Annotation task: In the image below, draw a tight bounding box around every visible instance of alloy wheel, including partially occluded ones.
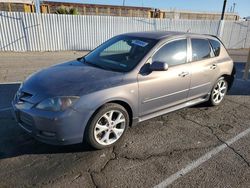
[212,79,227,104]
[94,110,126,146]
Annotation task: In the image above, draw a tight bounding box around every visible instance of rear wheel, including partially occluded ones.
[209,77,228,106]
[86,103,129,149]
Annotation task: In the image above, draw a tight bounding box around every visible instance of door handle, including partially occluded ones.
[210,64,217,70]
[178,72,189,77]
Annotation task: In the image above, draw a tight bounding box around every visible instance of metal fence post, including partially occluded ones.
[217,20,225,39]
[35,0,41,14]
[243,48,250,80]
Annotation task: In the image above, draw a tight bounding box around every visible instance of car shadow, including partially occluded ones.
[227,62,250,95]
[0,113,94,159]
[0,136,94,160]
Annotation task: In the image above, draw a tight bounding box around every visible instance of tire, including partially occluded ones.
[85,103,129,149]
[208,77,228,106]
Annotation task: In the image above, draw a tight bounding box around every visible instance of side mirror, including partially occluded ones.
[150,61,169,71]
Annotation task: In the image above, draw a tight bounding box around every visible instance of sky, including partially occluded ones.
[48,0,250,18]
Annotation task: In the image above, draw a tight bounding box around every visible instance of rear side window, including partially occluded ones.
[152,39,187,67]
[209,39,221,56]
[191,39,212,61]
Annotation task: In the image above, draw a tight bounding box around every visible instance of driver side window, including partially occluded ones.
[152,39,187,67]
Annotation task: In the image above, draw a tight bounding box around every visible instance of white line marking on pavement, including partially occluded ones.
[154,127,250,188]
[0,82,21,85]
[0,107,12,112]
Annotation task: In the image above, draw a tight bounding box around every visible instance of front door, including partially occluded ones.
[138,38,191,116]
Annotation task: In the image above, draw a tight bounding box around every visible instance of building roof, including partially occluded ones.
[43,1,152,10]
[0,0,33,4]
[162,9,239,16]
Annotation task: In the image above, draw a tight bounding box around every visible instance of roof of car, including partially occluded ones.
[123,31,187,39]
[123,31,210,40]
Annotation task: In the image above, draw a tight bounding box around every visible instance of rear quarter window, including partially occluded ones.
[209,39,221,57]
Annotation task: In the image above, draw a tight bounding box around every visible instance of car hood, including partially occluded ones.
[20,60,124,104]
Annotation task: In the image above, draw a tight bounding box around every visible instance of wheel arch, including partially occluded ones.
[218,63,235,90]
[220,73,235,90]
[87,99,134,128]
[108,100,133,126]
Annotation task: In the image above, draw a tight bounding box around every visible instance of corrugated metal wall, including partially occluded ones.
[0,11,249,51]
[221,21,250,49]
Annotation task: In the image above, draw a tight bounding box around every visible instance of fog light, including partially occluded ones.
[41,131,56,137]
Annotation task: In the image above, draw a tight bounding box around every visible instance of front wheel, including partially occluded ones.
[85,103,129,149]
[208,77,228,106]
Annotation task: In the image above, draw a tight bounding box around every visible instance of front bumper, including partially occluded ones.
[12,100,92,145]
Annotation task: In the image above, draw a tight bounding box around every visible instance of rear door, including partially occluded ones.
[187,38,220,100]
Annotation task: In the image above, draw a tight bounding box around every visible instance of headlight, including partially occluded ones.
[36,96,79,111]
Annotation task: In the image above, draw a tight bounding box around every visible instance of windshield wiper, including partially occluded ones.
[77,57,91,66]
[103,66,123,72]
[77,57,122,72]
[76,56,84,62]
[83,59,108,70]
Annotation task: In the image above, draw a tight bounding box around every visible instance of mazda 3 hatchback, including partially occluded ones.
[12,31,235,149]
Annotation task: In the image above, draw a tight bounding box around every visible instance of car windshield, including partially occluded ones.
[83,35,158,72]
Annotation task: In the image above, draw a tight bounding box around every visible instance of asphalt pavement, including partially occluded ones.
[0,49,248,83]
[0,63,250,188]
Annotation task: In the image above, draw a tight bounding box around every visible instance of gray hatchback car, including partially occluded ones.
[12,31,235,149]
